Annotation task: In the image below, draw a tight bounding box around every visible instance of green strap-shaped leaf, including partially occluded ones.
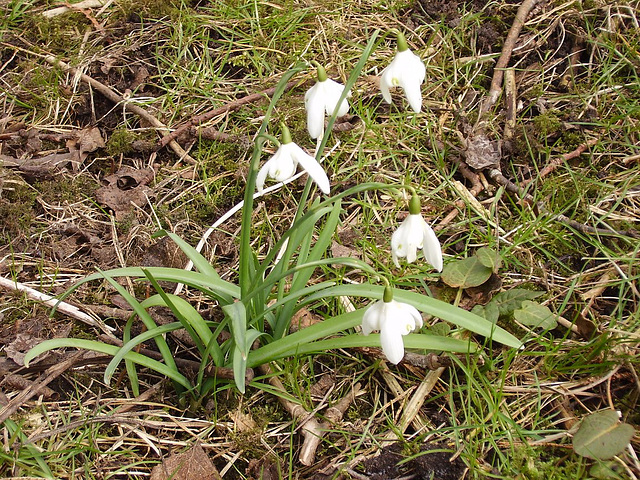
[24,339,192,389]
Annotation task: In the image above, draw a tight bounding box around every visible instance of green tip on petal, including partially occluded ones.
[396,30,409,52]
[408,193,421,215]
[280,123,292,144]
[383,285,394,303]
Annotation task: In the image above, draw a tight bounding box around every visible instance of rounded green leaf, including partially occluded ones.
[514,300,557,329]
[573,410,635,460]
[476,247,502,271]
[441,257,492,288]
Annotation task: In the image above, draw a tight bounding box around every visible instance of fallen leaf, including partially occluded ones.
[465,132,501,170]
[5,333,49,366]
[229,409,257,433]
[150,443,221,480]
[289,307,322,332]
[1,152,74,177]
[95,166,154,219]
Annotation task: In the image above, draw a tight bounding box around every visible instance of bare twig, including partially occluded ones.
[0,352,84,424]
[257,364,361,466]
[520,138,600,186]
[435,158,486,231]
[503,68,517,141]
[481,0,540,114]
[159,81,299,148]
[1,374,57,400]
[486,168,638,237]
[1,43,197,164]
[0,275,115,335]
[42,55,196,163]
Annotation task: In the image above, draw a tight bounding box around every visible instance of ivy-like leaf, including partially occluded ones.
[487,289,544,317]
[476,247,502,271]
[441,257,492,288]
[514,301,557,329]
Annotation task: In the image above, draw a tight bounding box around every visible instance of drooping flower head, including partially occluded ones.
[380,30,426,113]
[391,191,443,271]
[256,124,330,194]
[361,285,423,364]
[304,63,350,139]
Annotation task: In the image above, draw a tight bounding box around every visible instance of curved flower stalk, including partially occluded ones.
[256,124,330,194]
[380,30,426,113]
[361,285,423,364]
[391,191,443,271]
[304,63,350,139]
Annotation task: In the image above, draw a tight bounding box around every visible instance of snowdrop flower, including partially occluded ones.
[256,124,330,194]
[391,192,443,271]
[380,31,426,113]
[304,63,350,139]
[362,286,423,364]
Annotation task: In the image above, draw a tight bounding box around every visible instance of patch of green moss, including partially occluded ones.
[533,112,562,138]
[106,128,138,157]
[508,445,588,479]
[35,175,99,205]
[23,13,89,55]
[115,0,183,21]
[0,180,37,241]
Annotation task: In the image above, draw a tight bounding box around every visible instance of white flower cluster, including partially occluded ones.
[256,31,442,365]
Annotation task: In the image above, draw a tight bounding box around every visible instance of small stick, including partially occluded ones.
[0,352,84,424]
[435,158,486,231]
[193,126,253,148]
[520,138,600,186]
[257,364,360,466]
[40,55,196,164]
[486,168,637,238]
[1,374,57,400]
[0,275,115,335]
[503,68,517,141]
[1,43,197,165]
[159,81,299,148]
[481,0,540,114]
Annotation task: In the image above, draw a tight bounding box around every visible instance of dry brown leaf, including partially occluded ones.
[1,152,74,177]
[289,307,322,333]
[5,333,49,366]
[229,409,257,433]
[465,132,501,170]
[95,166,154,219]
[150,443,221,480]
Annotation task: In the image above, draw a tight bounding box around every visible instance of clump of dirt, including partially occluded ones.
[360,442,466,480]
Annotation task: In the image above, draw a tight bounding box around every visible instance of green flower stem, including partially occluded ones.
[239,66,304,299]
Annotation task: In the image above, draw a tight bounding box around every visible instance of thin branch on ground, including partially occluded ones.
[0,275,115,335]
[486,168,638,238]
[480,0,540,115]
[520,138,600,186]
[436,158,486,231]
[158,81,299,148]
[258,364,361,466]
[2,43,197,164]
[0,352,85,424]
